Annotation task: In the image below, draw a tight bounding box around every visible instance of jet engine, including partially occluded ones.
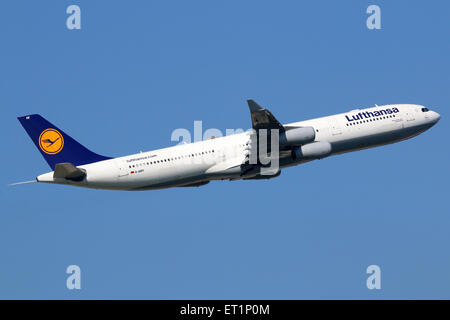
[291,141,332,160]
[280,127,315,146]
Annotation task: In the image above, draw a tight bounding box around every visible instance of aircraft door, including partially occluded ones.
[117,160,129,178]
[403,110,416,128]
[406,111,415,122]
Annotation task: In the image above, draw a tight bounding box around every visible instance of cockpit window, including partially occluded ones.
[421,107,429,112]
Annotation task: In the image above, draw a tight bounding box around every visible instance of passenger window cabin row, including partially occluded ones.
[346,114,396,126]
[129,150,215,169]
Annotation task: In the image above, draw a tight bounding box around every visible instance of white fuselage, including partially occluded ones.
[36,104,440,190]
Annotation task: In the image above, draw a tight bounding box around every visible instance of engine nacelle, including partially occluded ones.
[280,127,315,146]
[291,141,332,159]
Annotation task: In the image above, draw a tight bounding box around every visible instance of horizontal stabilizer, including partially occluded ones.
[53,163,86,182]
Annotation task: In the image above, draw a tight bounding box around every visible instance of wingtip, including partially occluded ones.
[247,99,263,112]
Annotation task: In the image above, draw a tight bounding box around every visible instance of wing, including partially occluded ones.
[247,99,285,131]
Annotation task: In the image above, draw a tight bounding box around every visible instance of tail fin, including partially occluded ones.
[18,114,111,170]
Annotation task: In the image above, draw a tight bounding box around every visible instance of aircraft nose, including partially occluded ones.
[431,111,441,123]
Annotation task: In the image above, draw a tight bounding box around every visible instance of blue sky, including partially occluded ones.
[1,0,449,299]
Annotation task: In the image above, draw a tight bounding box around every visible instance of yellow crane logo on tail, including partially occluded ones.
[39,128,64,154]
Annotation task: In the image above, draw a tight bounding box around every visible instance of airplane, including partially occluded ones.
[13,100,440,190]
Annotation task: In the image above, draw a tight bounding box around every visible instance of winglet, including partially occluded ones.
[246,99,284,130]
[247,99,263,112]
